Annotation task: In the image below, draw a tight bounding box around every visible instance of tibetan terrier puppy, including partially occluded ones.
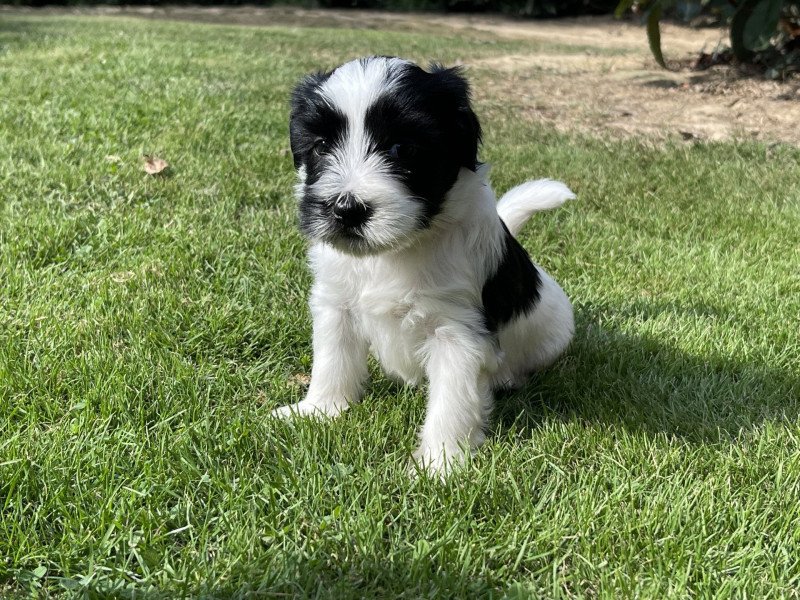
[273,56,575,477]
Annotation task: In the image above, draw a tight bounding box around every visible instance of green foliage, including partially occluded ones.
[731,0,784,59]
[646,0,667,67]
[618,0,800,79]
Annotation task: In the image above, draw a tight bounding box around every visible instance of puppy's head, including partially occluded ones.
[289,56,481,255]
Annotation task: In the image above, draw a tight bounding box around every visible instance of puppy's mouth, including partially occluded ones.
[324,228,385,256]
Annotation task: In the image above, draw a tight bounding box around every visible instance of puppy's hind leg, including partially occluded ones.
[499,268,574,383]
[271,299,369,419]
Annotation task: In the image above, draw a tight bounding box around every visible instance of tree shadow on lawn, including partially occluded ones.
[494,299,800,444]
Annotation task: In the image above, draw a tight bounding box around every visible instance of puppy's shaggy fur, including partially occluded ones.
[273,57,575,476]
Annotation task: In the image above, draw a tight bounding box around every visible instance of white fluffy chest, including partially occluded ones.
[309,224,497,385]
[353,277,435,385]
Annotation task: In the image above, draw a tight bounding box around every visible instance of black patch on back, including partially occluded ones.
[481,222,541,332]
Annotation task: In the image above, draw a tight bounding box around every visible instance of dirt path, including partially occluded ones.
[6,6,799,144]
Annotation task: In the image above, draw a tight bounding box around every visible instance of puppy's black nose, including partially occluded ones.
[332,193,370,228]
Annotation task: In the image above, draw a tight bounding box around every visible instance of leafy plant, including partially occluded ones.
[616,0,800,79]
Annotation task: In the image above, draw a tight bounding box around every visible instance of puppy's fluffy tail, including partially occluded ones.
[496,179,575,237]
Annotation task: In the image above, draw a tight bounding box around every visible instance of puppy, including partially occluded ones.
[273,56,575,476]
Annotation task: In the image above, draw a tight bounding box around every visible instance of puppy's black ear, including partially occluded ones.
[289,71,330,170]
[428,64,482,171]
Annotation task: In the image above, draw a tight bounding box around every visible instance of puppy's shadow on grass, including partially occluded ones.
[493,299,800,443]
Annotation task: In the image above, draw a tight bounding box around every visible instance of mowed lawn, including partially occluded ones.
[1,13,800,598]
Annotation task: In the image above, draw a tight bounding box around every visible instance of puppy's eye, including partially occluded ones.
[388,143,416,160]
[312,139,328,157]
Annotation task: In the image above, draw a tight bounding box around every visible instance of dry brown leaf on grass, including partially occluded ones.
[289,373,311,387]
[143,155,169,175]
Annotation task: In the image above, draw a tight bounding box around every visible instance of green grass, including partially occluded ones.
[1,13,800,599]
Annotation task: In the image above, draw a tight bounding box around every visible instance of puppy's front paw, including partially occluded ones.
[410,444,467,480]
[270,399,347,419]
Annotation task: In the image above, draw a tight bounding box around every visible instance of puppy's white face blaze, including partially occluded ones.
[289,57,481,255]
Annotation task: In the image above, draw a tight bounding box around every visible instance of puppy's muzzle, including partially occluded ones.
[331,193,372,229]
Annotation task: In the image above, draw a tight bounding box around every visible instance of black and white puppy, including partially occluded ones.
[273,56,575,476]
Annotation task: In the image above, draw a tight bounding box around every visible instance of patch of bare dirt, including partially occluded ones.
[6,6,798,144]
[470,52,800,143]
